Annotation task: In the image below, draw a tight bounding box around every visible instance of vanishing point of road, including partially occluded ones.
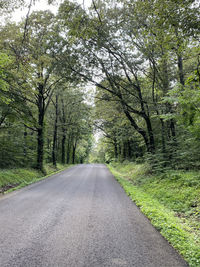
[0,164,188,267]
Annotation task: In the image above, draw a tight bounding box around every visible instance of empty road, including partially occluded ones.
[0,164,187,267]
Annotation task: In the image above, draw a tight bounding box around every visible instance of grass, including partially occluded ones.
[108,162,200,267]
[0,163,72,194]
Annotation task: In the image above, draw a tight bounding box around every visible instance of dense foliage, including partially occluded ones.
[0,0,200,171]
[78,0,200,170]
[0,2,93,172]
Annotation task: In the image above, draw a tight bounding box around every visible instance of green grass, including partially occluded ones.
[108,162,200,267]
[0,163,72,194]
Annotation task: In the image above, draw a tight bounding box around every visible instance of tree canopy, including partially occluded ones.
[0,0,199,170]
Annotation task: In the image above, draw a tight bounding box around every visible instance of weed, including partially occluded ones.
[0,164,72,194]
[109,163,200,267]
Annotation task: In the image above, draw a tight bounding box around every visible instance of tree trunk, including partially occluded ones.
[61,97,66,164]
[144,115,155,153]
[137,83,155,153]
[177,54,185,86]
[160,118,166,154]
[127,140,132,159]
[72,139,77,164]
[113,138,118,159]
[118,143,121,161]
[151,59,166,154]
[66,136,71,164]
[61,132,66,164]
[123,107,151,153]
[37,84,45,173]
[37,126,44,172]
[170,119,176,139]
[23,125,27,164]
[52,94,58,167]
[175,27,185,86]
[123,141,126,160]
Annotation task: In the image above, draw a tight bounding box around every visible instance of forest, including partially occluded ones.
[1,0,200,172]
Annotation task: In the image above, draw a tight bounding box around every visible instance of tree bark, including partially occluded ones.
[143,115,155,153]
[72,139,77,164]
[123,141,127,160]
[66,136,71,164]
[61,98,66,164]
[160,118,166,154]
[23,125,27,164]
[37,83,45,172]
[61,132,66,164]
[37,126,44,172]
[170,119,176,139]
[113,137,118,159]
[118,143,121,161]
[52,94,58,167]
[127,140,132,159]
[123,107,152,153]
[177,54,185,86]
[175,27,185,86]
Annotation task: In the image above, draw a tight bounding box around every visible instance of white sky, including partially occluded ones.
[12,0,92,22]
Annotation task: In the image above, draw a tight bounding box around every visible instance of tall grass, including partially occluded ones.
[0,163,72,193]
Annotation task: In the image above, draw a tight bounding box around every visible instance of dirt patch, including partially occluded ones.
[0,183,20,194]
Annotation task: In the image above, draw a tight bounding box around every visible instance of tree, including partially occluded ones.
[58,0,200,168]
[94,88,144,162]
[58,0,157,153]
[0,10,72,170]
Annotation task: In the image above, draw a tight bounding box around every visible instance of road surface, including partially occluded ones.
[0,164,188,267]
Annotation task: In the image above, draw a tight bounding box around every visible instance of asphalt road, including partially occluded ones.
[0,164,188,267]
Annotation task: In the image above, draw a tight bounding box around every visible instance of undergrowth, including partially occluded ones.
[0,163,72,194]
[109,162,200,267]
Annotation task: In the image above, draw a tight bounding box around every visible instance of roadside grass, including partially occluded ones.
[108,162,200,267]
[0,163,72,194]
